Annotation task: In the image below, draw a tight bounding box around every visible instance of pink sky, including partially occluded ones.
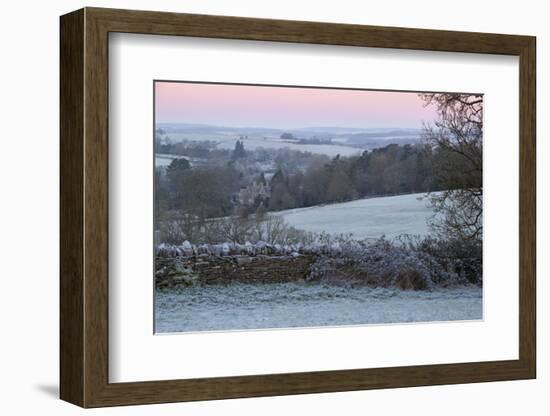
[155,81,438,129]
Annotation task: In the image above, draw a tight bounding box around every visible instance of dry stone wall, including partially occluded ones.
[156,254,317,287]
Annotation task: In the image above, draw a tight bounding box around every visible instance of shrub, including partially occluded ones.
[158,214,319,246]
[306,235,481,288]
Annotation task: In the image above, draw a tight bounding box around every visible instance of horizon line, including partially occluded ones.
[154,121,424,131]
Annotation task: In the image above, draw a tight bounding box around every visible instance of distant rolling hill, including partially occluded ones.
[156,123,422,149]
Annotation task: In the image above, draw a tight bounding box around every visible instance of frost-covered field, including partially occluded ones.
[276,192,437,239]
[155,283,482,333]
[165,132,361,157]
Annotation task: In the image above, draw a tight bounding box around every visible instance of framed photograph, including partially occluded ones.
[60,7,536,408]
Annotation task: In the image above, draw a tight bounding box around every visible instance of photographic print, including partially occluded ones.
[153,81,483,333]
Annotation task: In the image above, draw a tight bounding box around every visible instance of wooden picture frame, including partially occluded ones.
[60,7,536,408]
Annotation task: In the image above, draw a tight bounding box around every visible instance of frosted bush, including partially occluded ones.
[398,235,482,285]
[306,235,481,289]
[159,214,319,246]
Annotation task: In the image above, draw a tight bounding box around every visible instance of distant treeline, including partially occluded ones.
[155,138,227,160]
[267,143,440,211]
[156,142,448,221]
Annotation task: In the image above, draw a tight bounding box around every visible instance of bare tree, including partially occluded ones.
[159,212,202,244]
[217,216,255,244]
[420,93,483,242]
